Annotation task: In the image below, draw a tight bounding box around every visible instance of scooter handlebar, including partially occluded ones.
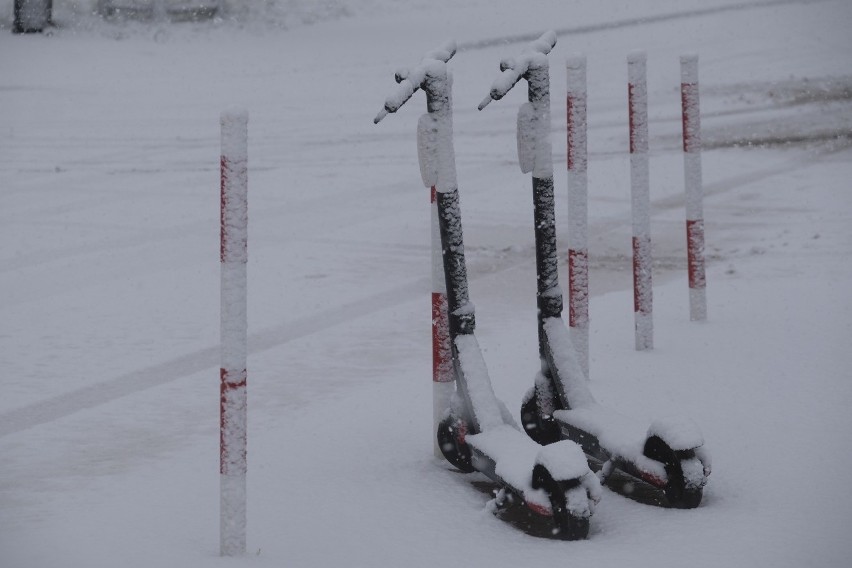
[374,40,457,123]
[478,30,557,110]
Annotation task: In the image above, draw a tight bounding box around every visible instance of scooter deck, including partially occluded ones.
[552,404,668,485]
[467,424,599,515]
[540,316,709,492]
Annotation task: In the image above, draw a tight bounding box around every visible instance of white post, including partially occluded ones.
[220,109,248,557]
[628,52,653,351]
[681,54,707,321]
[566,55,590,378]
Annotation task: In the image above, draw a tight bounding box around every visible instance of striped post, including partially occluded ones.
[431,186,453,457]
[220,109,248,557]
[566,55,589,378]
[628,52,653,351]
[681,54,707,321]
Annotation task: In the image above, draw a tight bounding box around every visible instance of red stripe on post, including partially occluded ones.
[432,292,452,382]
[220,368,247,475]
[632,236,652,315]
[568,249,588,328]
[681,83,699,153]
[686,219,706,290]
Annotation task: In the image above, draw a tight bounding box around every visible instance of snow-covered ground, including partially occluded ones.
[1,0,851,566]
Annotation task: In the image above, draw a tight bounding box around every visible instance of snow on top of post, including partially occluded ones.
[374,41,457,123]
[627,50,647,66]
[221,106,249,122]
[477,30,557,110]
[565,54,586,71]
[565,54,587,93]
[681,53,699,84]
[220,108,248,161]
[627,52,647,92]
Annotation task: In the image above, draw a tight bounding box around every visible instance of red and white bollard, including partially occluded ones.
[628,52,653,351]
[681,54,707,322]
[220,109,248,557]
[566,55,590,378]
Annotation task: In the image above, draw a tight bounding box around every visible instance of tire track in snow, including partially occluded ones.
[4,141,849,435]
[456,0,828,51]
[0,276,430,438]
[2,142,847,437]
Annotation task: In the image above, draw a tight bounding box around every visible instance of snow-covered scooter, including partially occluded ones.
[478,32,710,509]
[375,42,600,539]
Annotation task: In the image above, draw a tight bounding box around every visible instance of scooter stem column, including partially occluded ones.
[526,62,563,367]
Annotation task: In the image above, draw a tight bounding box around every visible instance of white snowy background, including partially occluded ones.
[1,0,851,566]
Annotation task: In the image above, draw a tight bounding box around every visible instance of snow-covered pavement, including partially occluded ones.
[1,0,851,566]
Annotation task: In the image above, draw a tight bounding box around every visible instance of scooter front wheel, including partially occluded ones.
[662,464,703,509]
[531,464,590,540]
[643,435,704,509]
[437,416,475,473]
